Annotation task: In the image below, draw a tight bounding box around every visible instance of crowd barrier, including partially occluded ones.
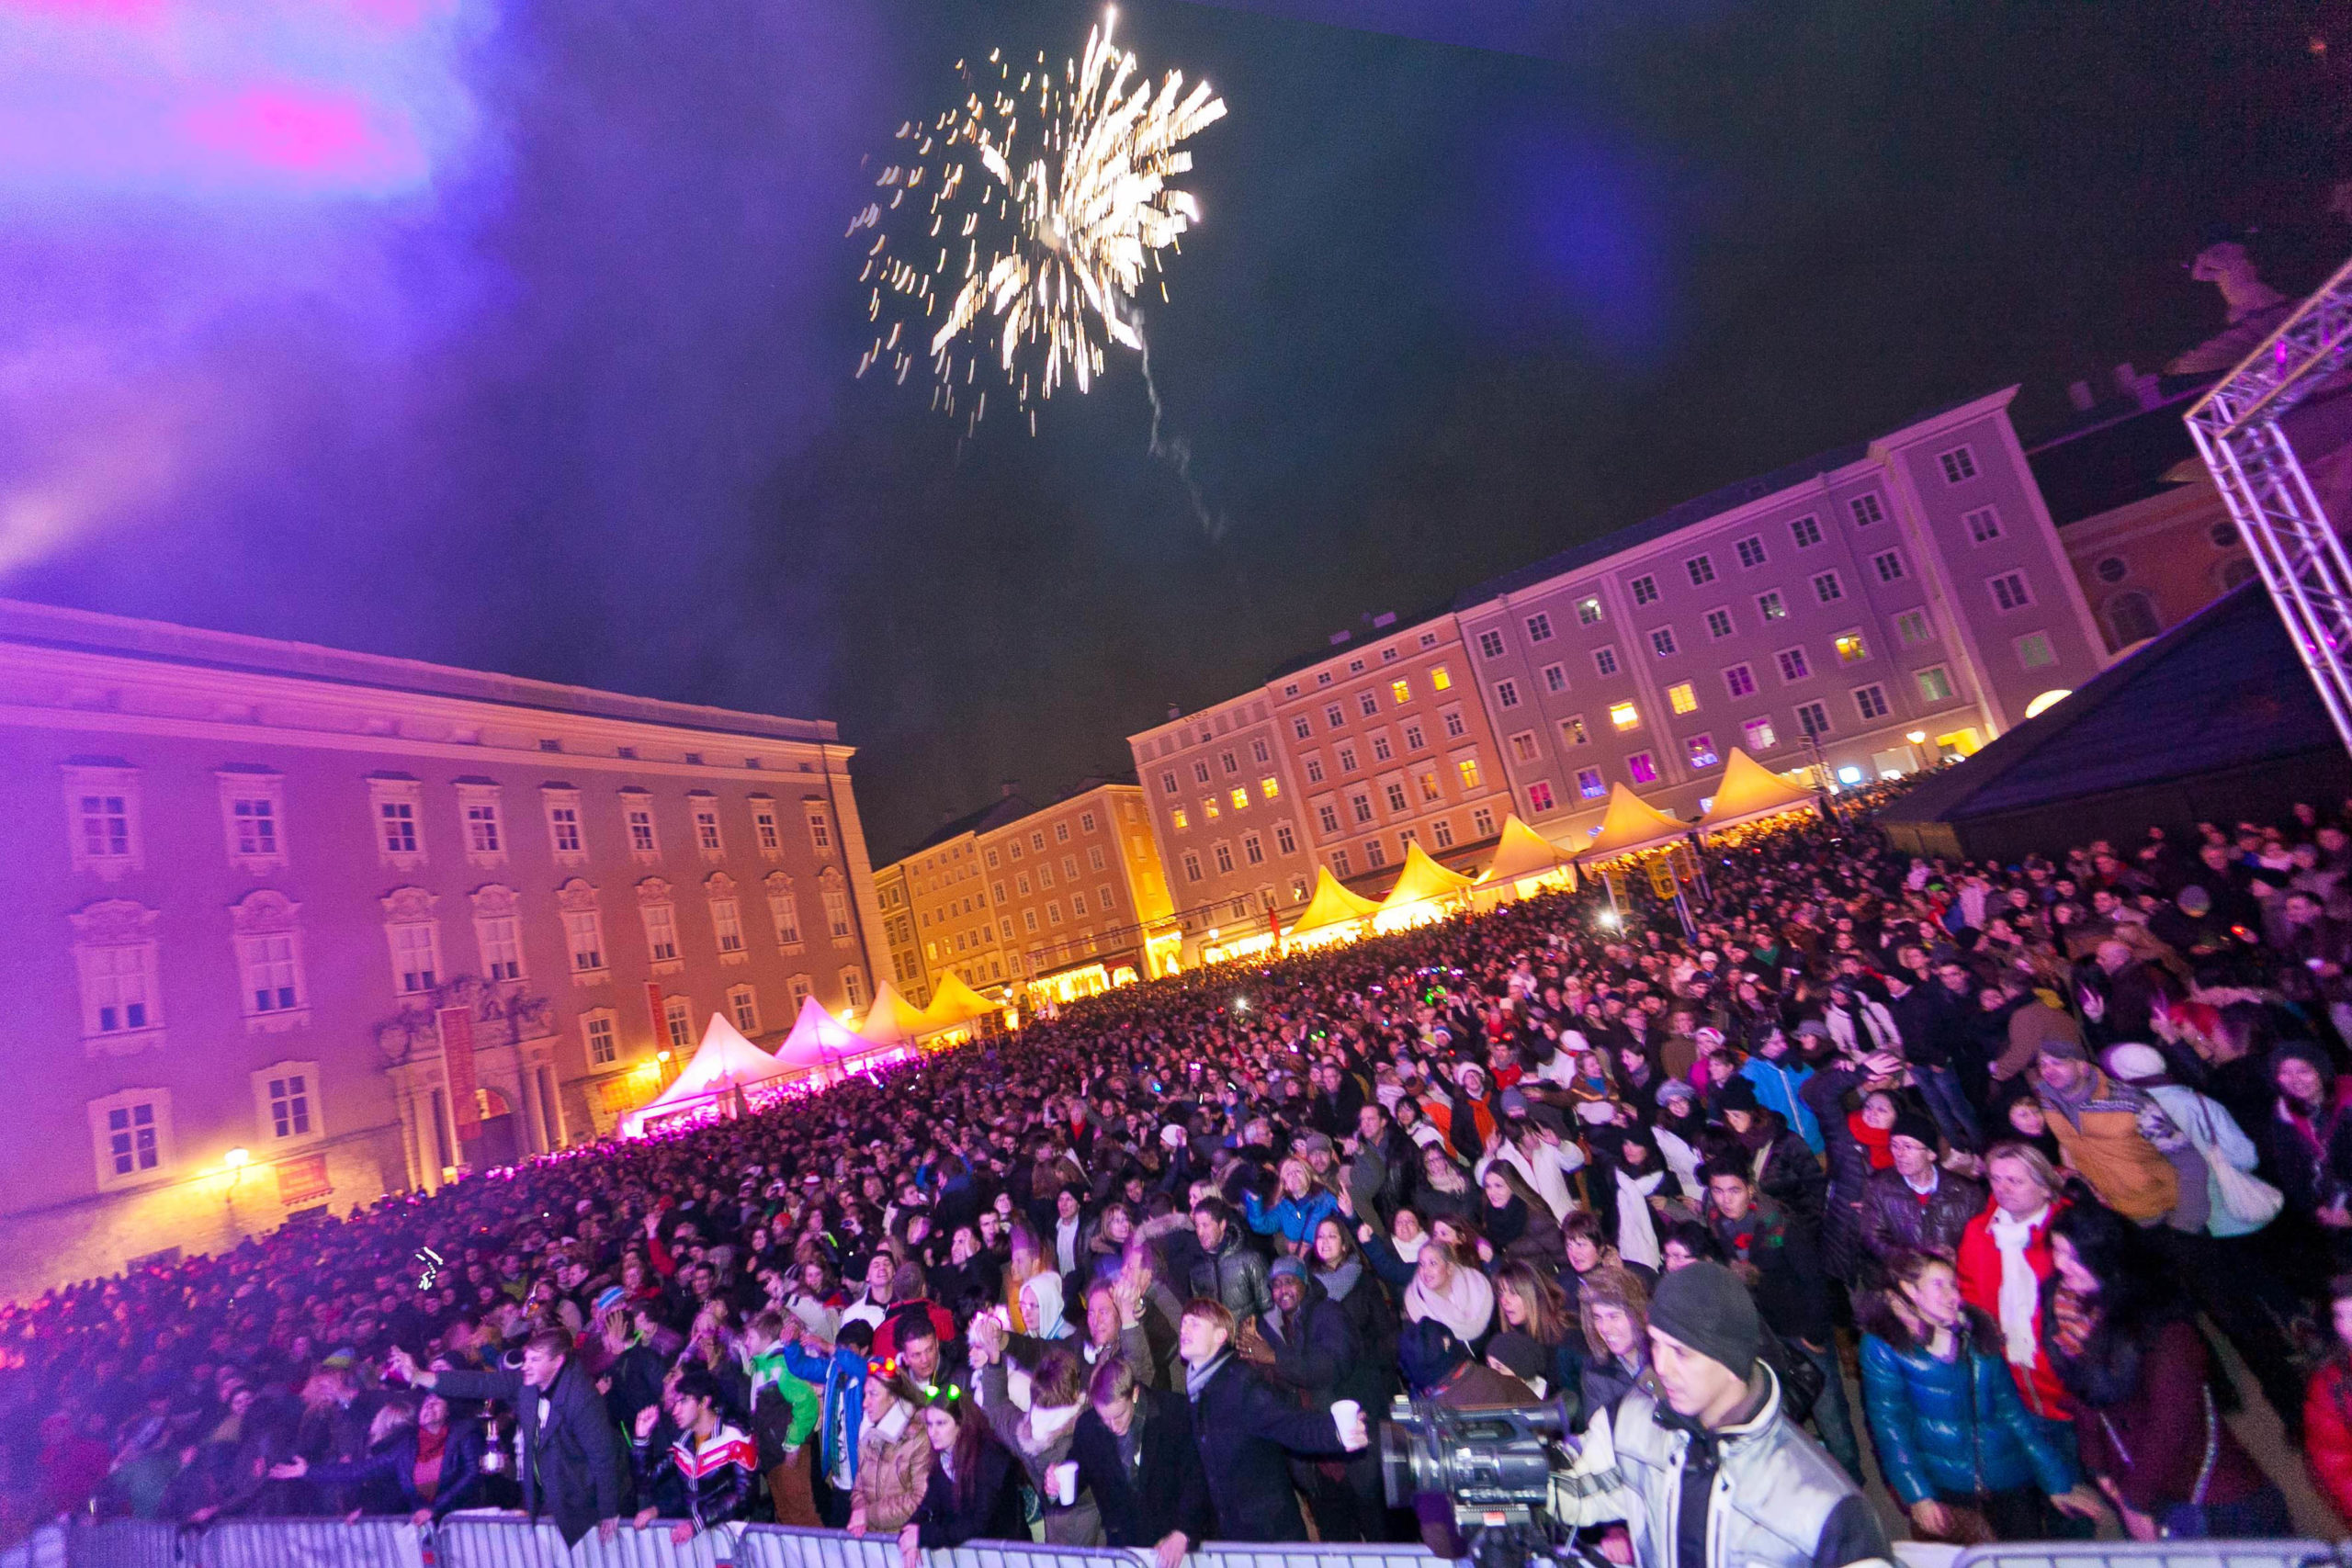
[0,1519,1466,1568]
[1949,1542,2346,1568]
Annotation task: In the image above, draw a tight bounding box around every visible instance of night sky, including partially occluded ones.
[2,0,2346,859]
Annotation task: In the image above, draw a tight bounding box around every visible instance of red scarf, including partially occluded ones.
[1849,1113,1895,1170]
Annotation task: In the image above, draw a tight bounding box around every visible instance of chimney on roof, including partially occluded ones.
[1329,629,1351,647]
[1371,611,1396,628]
[1167,704,1182,721]
[2114,362,2161,412]
[2067,380,2096,413]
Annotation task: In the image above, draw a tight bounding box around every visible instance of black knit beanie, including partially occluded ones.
[1646,1260,1760,1379]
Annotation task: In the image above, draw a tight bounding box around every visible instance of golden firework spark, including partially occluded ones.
[851,9,1227,434]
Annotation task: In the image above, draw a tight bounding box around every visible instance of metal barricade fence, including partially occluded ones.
[48,1520,173,1568]
[1180,1548,1452,1568]
[0,1525,67,1568]
[1951,1541,2346,1568]
[198,1517,425,1568]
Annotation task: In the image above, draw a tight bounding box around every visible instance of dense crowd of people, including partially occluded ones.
[10,782,2352,1566]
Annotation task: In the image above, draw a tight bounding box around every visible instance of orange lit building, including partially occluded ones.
[887,792,1027,998]
[975,780,1172,1001]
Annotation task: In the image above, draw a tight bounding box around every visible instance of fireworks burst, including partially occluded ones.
[850,9,1227,434]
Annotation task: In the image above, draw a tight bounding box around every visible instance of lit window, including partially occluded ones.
[1528,781,1556,813]
[1917,666,1953,702]
[1171,807,1189,830]
[1577,596,1604,625]
[1230,787,1250,811]
[1430,665,1453,692]
[1609,701,1640,730]
[1260,776,1280,799]
[1790,514,1823,548]
[1668,682,1698,715]
[1560,716,1589,747]
[1744,716,1778,751]
[1418,771,1443,803]
[1834,633,1869,664]
[1577,768,1606,799]
[1686,734,1719,768]
[1391,678,1411,704]
[1627,752,1658,784]
[1456,756,1482,790]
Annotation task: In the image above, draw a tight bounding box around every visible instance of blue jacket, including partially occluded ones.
[1241,1186,1339,1248]
[1858,1303,2076,1506]
[1738,1057,1822,1154]
[779,1340,867,1483]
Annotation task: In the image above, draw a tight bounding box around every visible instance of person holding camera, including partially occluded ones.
[1549,1262,1889,1568]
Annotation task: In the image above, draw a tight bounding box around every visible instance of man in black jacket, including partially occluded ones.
[1176,1299,1369,1541]
[1069,1356,1214,1568]
[390,1332,629,1545]
[1241,1258,1383,1540]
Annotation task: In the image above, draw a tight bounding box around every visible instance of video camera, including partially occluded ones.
[1380,1396,1601,1568]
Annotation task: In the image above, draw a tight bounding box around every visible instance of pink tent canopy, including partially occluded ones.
[619,1013,791,1136]
[771,995,902,1076]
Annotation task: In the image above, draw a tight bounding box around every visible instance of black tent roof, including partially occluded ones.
[1879,583,2346,858]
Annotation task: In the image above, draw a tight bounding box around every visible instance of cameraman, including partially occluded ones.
[1549,1263,1888,1568]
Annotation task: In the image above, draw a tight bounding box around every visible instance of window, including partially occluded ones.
[1527,780,1556,813]
[1385,781,1410,813]
[583,1012,618,1066]
[462,795,504,859]
[1649,626,1678,658]
[539,791,586,861]
[1403,721,1426,750]
[1289,716,1312,742]
[1242,831,1264,865]
[1704,607,1735,640]
[1601,699,1641,734]
[1834,632,1869,664]
[1724,664,1757,698]
[2108,592,2162,645]
[1214,842,1235,874]
[1523,613,1554,644]
[710,893,745,958]
[1812,570,1843,604]
[1442,708,1468,739]
[693,802,724,856]
[1577,596,1604,625]
[787,973,814,1013]
[1894,608,1934,647]
[1430,818,1455,848]
[1046,899,1064,925]
[1965,506,2003,544]
[218,771,286,871]
[1316,800,1340,835]
[1577,768,1606,799]
[820,877,853,941]
[1477,628,1507,660]
[1736,536,1768,570]
[1494,679,1521,709]
[722,984,760,1036]
[1629,574,1659,606]
[1744,716,1778,751]
[384,897,443,995]
[1657,681,1694,716]
[662,996,694,1050]
[230,892,307,1021]
[806,807,833,853]
[1593,646,1620,677]
[1686,554,1716,587]
[1274,821,1298,855]
[1871,550,1905,584]
[1357,691,1379,719]
[1757,591,1787,622]
[1324,704,1345,730]
[1796,701,1831,738]
[1228,787,1250,814]
[1171,806,1191,829]
[1301,756,1324,785]
[1082,807,1101,830]
[1192,761,1211,787]
[1389,677,1411,705]
[1853,683,1890,721]
[1331,849,1352,877]
[1418,770,1443,803]
[256,1065,317,1144]
[1539,662,1568,694]
[65,763,142,877]
[72,900,162,1043]
[1790,514,1823,548]
[1988,571,2033,612]
[640,897,682,966]
[1776,648,1811,682]
[370,777,423,863]
[2016,631,2056,669]
[1627,751,1658,784]
[1455,756,1482,790]
[1685,733,1719,768]
[1916,666,1954,702]
[1335,746,1358,774]
[564,903,606,976]
[91,1089,169,1186]
[2095,556,2128,584]
[1938,444,1978,484]
[1509,731,1541,764]
[1369,734,1393,763]
[1849,492,1885,526]
[1470,807,1496,837]
[1350,791,1375,825]
[1430,665,1453,692]
[624,796,658,856]
[1159,770,1180,795]
[1559,715,1589,747]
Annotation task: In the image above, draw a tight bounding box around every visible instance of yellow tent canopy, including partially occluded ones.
[1577,783,1690,863]
[1474,815,1579,889]
[1695,748,1821,833]
[1283,866,1384,944]
[1374,840,1476,931]
[922,971,1000,1030]
[855,980,939,1045]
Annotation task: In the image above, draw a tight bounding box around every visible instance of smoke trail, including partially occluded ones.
[1135,317,1227,543]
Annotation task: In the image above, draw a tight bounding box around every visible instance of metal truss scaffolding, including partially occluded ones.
[2187,252,2352,758]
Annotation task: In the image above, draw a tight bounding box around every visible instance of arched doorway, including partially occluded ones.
[2104,591,2162,648]
[472,1087,519,1168]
